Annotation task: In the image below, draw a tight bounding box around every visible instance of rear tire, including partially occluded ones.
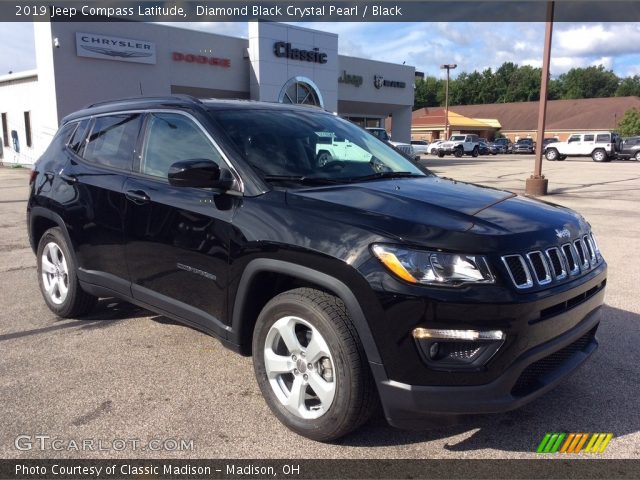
[252,288,376,442]
[635,151,640,161]
[438,150,445,158]
[545,148,558,161]
[471,147,479,157]
[592,149,607,162]
[37,227,97,318]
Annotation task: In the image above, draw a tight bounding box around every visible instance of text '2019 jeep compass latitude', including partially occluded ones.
[28,97,606,441]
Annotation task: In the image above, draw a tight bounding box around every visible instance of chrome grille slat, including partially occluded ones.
[526,251,551,285]
[501,255,533,289]
[545,247,567,280]
[574,239,590,269]
[583,235,597,266]
[502,233,601,289]
[561,243,580,276]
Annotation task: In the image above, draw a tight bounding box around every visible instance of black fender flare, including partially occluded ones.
[231,258,383,364]
[28,206,74,256]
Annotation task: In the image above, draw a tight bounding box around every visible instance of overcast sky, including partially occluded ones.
[2,21,640,78]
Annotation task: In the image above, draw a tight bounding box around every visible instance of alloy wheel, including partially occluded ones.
[263,316,336,420]
[41,242,69,305]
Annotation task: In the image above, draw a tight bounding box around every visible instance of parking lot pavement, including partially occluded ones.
[1,160,639,459]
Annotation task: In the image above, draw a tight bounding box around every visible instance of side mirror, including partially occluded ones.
[168,159,234,190]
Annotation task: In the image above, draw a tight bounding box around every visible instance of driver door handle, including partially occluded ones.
[125,190,150,205]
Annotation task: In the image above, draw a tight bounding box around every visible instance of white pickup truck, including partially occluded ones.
[544,132,617,162]
[437,134,481,157]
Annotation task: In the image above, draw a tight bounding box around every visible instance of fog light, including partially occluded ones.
[412,328,504,341]
[429,342,440,360]
[412,328,505,369]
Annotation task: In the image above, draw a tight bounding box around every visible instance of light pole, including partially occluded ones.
[526,1,554,196]
[440,64,457,140]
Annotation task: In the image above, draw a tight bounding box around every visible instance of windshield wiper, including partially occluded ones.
[262,175,344,185]
[347,171,419,182]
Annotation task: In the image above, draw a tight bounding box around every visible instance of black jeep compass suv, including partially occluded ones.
[28,96,606,441]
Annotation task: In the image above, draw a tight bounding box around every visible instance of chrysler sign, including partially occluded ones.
[76,32,156,64]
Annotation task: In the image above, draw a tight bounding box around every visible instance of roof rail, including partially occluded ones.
[85,95,203,109]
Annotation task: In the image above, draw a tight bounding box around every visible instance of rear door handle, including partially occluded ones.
[59,172,77,184]
[125,190,150,205]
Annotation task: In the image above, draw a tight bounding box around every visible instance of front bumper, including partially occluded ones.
[374,306,599,429]
[366,265,606,429]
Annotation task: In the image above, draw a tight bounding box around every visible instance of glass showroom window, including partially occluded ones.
[279,77,324,108]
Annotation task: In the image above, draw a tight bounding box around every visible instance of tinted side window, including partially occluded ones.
[68,118,90,153]
[141,113,223,179]
[596,134,610,143]
[83,114,142,170]
[43,122,77,156]
[568,135,581,143]
[583,134,595,142]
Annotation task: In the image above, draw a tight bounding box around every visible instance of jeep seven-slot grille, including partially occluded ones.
[511,327,597,397]
[502,233,601,289]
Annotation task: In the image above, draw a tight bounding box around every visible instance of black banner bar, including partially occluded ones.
[1,459,640,480]
[2,1,640,22]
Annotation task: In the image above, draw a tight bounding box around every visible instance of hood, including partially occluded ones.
[286,176,587,250]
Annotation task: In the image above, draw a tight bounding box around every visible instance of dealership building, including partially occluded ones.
[0,21,415,165]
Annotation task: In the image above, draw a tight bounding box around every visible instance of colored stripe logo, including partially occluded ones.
[537,433,613,454]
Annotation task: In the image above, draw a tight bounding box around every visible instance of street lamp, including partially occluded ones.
[440,64,457,140]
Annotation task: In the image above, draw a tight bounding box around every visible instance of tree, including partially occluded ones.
[557,65,619,99]
[414,76,443,109]
[616,76,640,97]
[617,108,640,137]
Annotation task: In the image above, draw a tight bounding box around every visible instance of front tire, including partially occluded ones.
[37,227,97,318]
[252,288,376,442]
[316,151,333,167]
[635,151,640,161]
[454,147,463,158]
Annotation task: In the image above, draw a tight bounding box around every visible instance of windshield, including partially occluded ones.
[208,108,425,184]
[450,135,466,141]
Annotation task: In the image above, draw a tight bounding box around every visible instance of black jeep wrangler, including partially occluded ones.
[28,97,606,441]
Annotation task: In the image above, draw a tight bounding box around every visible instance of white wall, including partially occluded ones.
[0,72,42,165]
[45,22,250,122]
[248,22,338,112]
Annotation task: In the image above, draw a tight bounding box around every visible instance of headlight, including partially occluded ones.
[371,244,494,286]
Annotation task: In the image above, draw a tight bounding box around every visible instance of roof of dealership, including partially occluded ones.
[412,96,640,134]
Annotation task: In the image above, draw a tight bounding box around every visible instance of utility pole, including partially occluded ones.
[440,64,457,140]
[526,1,554,196]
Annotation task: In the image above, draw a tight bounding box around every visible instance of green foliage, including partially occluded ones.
[617,108,640,137]
[555,65,619,99]
[616,76,640,97]
[412,62,638,110]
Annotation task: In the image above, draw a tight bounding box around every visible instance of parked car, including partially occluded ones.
[513,138,536,154]
[544,132,617,162]
[437,134,481,157]
[410,140,430,156]
[478,141,497,155]
[365,127,418,160]
[28,96,607,441]
[429,140,445,154]
[542,138,558,148]
[493,138,513,154]
[615,136,640,161]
